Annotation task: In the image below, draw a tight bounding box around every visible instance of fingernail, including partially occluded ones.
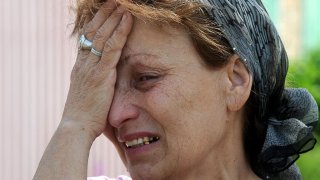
[121,12,128,21]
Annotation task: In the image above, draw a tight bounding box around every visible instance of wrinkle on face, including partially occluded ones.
[107,18,239,179]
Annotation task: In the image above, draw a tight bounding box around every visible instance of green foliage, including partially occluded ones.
[287,48,320,102]
[286,47,320,179]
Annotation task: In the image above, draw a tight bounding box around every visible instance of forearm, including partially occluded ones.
[33,2,133,179]
[33,121,96,180]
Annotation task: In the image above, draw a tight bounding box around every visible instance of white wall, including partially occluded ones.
[0,0,127,179]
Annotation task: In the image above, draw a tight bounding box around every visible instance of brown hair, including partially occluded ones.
[72,0,233,67]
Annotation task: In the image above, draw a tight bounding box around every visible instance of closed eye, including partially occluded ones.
[134,74,162,91]
[139,75,159,82]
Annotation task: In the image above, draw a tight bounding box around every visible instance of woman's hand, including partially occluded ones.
[33,2,133,179]
[62,1,133,139]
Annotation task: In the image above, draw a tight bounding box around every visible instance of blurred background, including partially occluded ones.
[263,1,320,179]
[0,0,319,179]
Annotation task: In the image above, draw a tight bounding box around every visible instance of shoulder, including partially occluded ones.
[88,175,131,180]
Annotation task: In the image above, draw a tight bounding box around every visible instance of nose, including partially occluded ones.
[108,88,140,129]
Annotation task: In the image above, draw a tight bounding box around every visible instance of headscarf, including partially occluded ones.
[198,0,319,179]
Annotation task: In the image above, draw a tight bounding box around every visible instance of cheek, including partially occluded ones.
[176,78,227,145]
[142,76,228,164]
[144,73,227,134]
[143,78,193,130]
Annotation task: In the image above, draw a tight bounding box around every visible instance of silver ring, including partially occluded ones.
[91,48,102,57]
[79,34,93,50]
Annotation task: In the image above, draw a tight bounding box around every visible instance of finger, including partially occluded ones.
[87,6,126,61]
[99,12,133,69]
[84,0,118,40]
[77,1,117,59]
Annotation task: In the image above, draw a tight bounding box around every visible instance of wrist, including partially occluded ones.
[57,119,98,144]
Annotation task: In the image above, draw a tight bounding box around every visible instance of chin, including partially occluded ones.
[127,164,166,180]
[128,167,154,180]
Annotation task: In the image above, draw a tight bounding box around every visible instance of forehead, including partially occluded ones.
[121,18,189,58]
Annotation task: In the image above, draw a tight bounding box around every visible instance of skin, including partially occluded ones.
[34,1,260,180]
[107,20,258,180]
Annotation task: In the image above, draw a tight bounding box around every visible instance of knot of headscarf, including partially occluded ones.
[198,0,319,179]
[258,88,318,179]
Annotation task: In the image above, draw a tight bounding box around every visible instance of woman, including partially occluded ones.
[34,0,318,179]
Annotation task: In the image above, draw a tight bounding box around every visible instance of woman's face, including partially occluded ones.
[107,19,231,179]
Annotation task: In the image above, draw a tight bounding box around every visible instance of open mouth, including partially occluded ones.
[124,136,160,149]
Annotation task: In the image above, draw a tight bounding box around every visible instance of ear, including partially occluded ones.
[225,54,252,112]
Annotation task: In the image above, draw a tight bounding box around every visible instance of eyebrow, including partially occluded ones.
[120,53,159,64]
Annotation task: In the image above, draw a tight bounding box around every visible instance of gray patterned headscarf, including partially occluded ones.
[197,0,319,179]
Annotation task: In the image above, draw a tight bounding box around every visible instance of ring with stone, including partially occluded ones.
[79,34,93,50]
